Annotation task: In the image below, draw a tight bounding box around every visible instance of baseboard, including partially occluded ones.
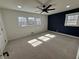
[49,31,79,39]
[8,30,79,42]
[8,30,48,42]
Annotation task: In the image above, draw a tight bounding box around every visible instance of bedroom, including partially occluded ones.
[0,0,79,59]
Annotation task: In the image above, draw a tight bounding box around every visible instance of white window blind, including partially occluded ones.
[65,12,79,27]
[36,18,41,25]
[28,17,35,25]
[18,17,27,27]
[18,17,41,27]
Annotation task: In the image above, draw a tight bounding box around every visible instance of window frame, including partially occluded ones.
[18,16,41,27]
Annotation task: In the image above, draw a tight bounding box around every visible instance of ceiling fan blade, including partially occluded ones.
[46,11,48,13]
[35,9,41,12]
[48,8,55,11]
[40,11,43,14]
[36,6,42,10]
[46,5,52,9]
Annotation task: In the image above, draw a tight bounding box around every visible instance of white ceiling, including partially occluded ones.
[0,0,79,15]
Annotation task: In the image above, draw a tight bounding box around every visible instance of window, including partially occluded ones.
[28,17,41,25]
[18,17,27,27]
[28,17,35,25]
[66,15,78,25]
[65,12,79,27]
[36,18,41,25]
[18,17,41,27]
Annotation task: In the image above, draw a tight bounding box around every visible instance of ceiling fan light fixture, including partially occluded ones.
[17,5,22,8]
[66,5,70,8]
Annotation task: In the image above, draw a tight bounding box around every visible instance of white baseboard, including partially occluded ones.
[49,31,79,39]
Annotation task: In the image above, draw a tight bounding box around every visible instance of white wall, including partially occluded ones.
[1,8,48,40]
[0,9,7,42]
[0,9,7,43]
[0,9,7,56]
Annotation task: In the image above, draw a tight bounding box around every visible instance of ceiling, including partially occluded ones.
[0,0,79,15]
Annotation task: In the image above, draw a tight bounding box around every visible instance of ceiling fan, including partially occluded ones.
[35,0,55,13]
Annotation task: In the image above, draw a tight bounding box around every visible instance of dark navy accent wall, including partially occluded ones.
[48,8,79,37]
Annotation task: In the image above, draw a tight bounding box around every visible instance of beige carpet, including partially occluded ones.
[5,31,79,59]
